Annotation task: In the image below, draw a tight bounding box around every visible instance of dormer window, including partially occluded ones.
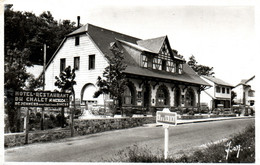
[179,64,183,74]
[167,61,175,73]
[176,63,183,74]
[142,55,148,68]
[153,57,162,70]
[161,60,167,71]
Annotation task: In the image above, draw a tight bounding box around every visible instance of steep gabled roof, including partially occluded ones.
[116,39,156,54]
[45,24,140,70]
[235,75,255,87]
[203,76,234,87]
[67,25,89,36]
[137,36,166,53]
[45,23,210,86]
[86,24,140,60]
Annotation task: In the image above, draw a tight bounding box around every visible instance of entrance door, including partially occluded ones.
[143,84,150,110]
[174,87,181,107]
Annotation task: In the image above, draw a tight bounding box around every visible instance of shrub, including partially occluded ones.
[74,108,83,118]
[244,108,249,116]
[44,119,55,129]
[36,112,41,118]
[49,114,56,121]
[187,110,195,116]
[250,108,254,116]
[213,109,220,115]
[56,113,63,127]
[44,113,49,118]
[112,145,165,162]
[124,107,133,117]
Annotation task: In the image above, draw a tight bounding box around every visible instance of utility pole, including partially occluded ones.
[43,43,46,90]
[41,44,47,130]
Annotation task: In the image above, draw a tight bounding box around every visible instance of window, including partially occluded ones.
[179,64,183,73]
[161,60,167,71]
[142,55,148,68]
[157,87,169,106]
[222,87,225,94]
[147,57,153,68]
[60,58,66,72]
[227,88,230,94]
[185,89,195,107]
[74,57,80,70]
[158,89,167,106]
[248,90,255,97]
[176,63,183,74]
[167,61,175,73]
[75,36,80,46]
[153,57,162,70]
[89,55,95,70]
[123,86,132,105]
[216,86,220,93]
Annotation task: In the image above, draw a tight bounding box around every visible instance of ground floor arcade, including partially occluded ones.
[79,76,207,113]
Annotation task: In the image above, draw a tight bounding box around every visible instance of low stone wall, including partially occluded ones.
[4,129,71,148]
[74,117,155,136]
[180,115,208,120]
[180,114,237,120]
[4,116,156,148]
[209,114,237,118]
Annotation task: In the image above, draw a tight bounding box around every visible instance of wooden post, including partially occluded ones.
[41,44,46,130]
[70,91,75,137]
[17,107,21,132]
[61,107,65,128]
[25,109,29,144]
[43,44,46,91]
[41,107,44,130]
[164,125,169,160]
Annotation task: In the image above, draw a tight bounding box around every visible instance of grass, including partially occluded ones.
[111,123,255,163]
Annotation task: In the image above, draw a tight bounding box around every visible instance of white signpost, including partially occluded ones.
[156,108,177,160]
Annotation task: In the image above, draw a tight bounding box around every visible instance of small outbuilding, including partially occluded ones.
[200,76,234,110]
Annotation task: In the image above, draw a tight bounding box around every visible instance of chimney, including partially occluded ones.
[77,16,80,27]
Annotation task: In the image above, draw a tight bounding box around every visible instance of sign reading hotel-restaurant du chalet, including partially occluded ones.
[14,91,70,107]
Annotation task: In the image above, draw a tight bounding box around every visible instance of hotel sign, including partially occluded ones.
[156,108,177,126]
[14,91,70,107]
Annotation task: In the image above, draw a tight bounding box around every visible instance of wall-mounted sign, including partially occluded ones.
[14,91,70,107]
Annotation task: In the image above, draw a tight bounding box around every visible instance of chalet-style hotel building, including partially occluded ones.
[44,23,210,113]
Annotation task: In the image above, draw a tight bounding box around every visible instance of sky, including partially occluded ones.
[5,0,258,85]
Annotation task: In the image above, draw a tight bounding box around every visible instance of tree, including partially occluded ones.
[4,48,33,132]
[4,5,78,132]
[54,66,76,136]
[94,46,128,116]
[231,91,237,105]
[187,55,215,76]
[5,6,78,65]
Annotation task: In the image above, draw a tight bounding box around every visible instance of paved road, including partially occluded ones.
[5,118,254,162]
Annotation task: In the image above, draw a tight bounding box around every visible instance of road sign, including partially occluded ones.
[156,108,177,126]
[156,108,178,160]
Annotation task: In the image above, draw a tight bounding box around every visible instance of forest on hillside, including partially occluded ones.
[5,4,79,65]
